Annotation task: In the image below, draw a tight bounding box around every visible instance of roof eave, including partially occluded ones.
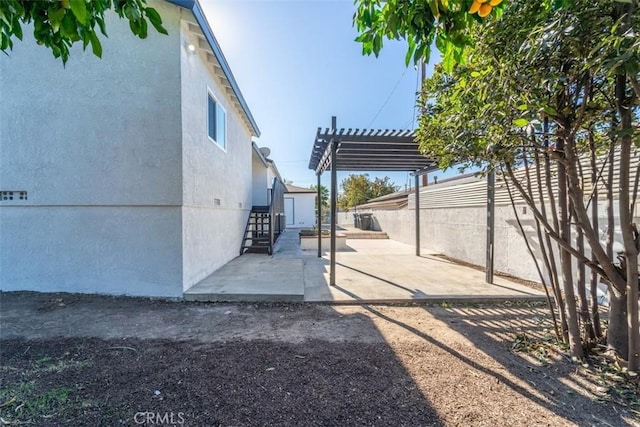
[167,0,261,137]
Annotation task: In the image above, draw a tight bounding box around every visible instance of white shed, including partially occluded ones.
[284,185,317,229]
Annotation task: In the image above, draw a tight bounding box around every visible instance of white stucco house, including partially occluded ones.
[0,0,276,298]
[284,185,317,228]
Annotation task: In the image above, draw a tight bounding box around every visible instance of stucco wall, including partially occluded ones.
[0,2,182,206]
[0,2,184,296]
[0,207,183,297]
[179,22,253,290]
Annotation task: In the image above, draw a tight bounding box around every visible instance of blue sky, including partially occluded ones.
[202,0,452,191]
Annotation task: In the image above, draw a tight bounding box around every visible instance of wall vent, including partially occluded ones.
[1,191,27,201]
[214,198,221,206]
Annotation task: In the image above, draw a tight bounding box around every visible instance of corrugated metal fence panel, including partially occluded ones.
[408,150,639,210]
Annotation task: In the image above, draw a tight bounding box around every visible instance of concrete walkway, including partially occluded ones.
[184,228,305,302]
[184,228,547,304]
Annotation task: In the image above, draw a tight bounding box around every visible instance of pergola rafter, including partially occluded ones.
[309,127,436,174]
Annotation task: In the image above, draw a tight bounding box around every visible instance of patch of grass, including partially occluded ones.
[23,353,93,375]
[0,381,76,423]
[38,359,92,374]
[0,353,92,424]
[34,356,54,368]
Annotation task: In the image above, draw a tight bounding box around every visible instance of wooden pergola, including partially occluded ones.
[308,116,445,286]
[309,117,498,287]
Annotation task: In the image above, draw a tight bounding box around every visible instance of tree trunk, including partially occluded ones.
[608,288,629,358]
[533,149,561,339]
[576,221,595,341]
[557,135,584,360]
[606,141,615,261]
[544,118,569,341]
[589,134,602,339]
[616,72,640,371]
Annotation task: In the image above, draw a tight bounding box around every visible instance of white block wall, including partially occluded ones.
[338,206,542,282]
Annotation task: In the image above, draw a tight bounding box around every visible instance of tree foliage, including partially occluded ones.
[339,174,398,210]
[417,0,639,365]
[355,0,640,368]
[353,0,505,71]
[0,0,168,64]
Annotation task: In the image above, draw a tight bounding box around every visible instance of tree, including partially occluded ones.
[370,176,398,199]
[415,0,639,366]
[339,174,398,210]
[0,0,168,64]
[355,0,640,368]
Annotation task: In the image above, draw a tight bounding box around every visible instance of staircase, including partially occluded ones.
[240,206,273,255]
[241,178,286,256]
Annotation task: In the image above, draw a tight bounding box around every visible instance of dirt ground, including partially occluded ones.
[1,292,638,426]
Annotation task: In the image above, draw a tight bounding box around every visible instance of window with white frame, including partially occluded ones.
[207,91,226,150]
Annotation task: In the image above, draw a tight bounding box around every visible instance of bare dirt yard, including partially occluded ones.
[1,291,638,426]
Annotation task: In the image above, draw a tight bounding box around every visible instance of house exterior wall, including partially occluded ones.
[252,154,269,206]
[287,193,316,228]
[0,2,184,297]
[180,22,253,291]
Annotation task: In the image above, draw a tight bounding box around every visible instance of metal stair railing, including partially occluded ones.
[269,177,286,251]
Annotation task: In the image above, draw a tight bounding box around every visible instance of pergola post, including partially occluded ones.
[486,170,495,284]
[415,173,420,257]
[329,116,337,286]
[317,173,322,257]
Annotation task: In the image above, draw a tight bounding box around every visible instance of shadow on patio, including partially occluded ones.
[303,238,547,304]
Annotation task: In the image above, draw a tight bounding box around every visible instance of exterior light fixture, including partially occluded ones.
[186,42,196,54]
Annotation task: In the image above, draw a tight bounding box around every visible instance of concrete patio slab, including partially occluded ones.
[302,239,546,303]
[304,239,544,304]
[184,228,547,304]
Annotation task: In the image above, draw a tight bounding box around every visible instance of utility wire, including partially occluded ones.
[367,67,409,129]
[412,63,421,129]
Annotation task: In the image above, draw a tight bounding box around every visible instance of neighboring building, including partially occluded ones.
[0,0,276,297]
[284,185,317,228]
[251,145,282,207]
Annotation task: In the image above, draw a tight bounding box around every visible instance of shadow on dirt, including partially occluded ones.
[360,303,633,426]
[0,292,442,426]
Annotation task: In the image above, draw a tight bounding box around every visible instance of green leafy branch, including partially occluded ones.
[0,0,168,64]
